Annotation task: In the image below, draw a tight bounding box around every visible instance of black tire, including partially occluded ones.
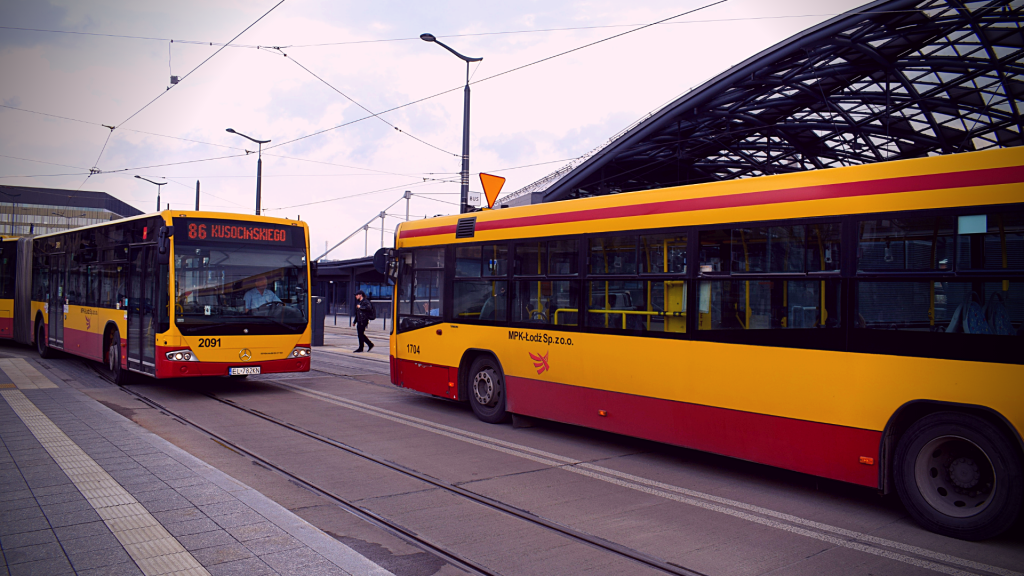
[107,329,130,386]
[36,320,53,359]
[467,356,508,424]
[894,411,1022,540]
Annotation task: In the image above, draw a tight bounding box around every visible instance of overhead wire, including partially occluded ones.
[116,0,288,129]
[269,49,459,157]
[0,104,458,181]
[268,0,727,151]
[63,0,288,195]
[0,11,958,50]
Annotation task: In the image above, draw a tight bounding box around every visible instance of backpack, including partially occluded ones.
[366,303,377,321]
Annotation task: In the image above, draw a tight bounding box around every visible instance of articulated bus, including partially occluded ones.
[4,211,312,383]
[0,237,21,340]
[386,146,1024,540]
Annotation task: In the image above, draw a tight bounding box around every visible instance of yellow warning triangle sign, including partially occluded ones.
[479,173,506,209]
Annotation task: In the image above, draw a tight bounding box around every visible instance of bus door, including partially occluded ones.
[127,245,157,374]
[48,254,65,349]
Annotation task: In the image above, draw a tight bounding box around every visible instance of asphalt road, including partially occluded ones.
[5,332,1022,576]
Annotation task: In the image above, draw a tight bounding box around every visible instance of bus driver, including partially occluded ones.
[244,276,281,313]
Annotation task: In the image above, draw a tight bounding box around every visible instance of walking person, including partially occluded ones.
[353,290,374,353]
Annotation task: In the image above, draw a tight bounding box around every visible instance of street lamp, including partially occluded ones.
[420,33,482,214]
[226,128,271,215]
[134,175,167,212]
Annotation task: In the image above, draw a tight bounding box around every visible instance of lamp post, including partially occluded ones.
[226,128,271,215]
[420,33,482,214]
[134,175,166,212]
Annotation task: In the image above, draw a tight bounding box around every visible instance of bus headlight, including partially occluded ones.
[290,347,311,358]
[165,350,198,362]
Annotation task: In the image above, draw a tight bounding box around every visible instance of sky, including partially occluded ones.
[0,0,869,260]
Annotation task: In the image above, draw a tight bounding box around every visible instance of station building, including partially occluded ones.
[0,185,142,237]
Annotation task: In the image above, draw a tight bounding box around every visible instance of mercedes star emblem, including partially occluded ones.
[239,349,252,361]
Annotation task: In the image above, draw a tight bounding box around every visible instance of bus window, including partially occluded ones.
[484,244,508,277]
[858,216,955,271]
[455,244,507,278]
[514,242,546,276]
[587,280,685,332]
[172,224,309,336]
[398,247,445,331]
[414,270,443,317]
[857,280,1021,335]
[699,279,841,330]
[956,211,1023,270]
[0,242,14,300]
[589,236,636,275]
[100,265,126,308]
[513,280,578,326]
[640,233,686,274]
[807,223,842,273]
[548,240,578,275]
[455,245,482,277]
[738,226,803,273]
[454,281,507,322]
[397,252,413,316]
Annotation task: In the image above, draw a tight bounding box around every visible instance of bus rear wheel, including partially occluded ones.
[894,411,1022,540]
[36,321,53,359]
[468,356,508,424]
[107,329,130,386]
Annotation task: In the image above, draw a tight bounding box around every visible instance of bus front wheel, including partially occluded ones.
[894,411,1022,540]
[36,321,53,359]
[108,329,130,386]
[468,356,508,424]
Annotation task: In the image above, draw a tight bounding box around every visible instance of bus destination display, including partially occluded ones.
[177,218,291,245]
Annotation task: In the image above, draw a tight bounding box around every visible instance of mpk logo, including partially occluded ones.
[85,317,91,331]
[529,351,549,375]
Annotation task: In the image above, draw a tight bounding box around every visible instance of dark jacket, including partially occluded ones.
[355,299,373,326]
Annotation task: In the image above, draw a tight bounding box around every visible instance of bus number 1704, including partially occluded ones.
[406,344,420,354]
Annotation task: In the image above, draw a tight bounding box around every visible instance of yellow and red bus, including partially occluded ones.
[0,237,20,340]
[10,211,312,383]
[386,146,1023,540]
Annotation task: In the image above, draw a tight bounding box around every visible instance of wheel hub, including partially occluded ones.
[914,435,994,518]
[473,369,497,406]
[948,457,980,490]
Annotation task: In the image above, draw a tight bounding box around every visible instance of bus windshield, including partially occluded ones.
[173,219,308,335]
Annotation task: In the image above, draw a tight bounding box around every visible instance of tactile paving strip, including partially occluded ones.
[1,388,211,576]
[0,358,58,389]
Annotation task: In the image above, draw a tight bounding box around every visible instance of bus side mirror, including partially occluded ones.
[310,260,319,278]
[157,225,173,264]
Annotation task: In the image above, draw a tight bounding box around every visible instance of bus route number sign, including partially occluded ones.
[181,219,291,245]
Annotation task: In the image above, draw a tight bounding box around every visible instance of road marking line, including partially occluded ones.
[0,358,57,389]
[1,389,211,576]
[272,380,1020,576]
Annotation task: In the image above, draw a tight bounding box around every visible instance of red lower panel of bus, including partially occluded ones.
[392,357,458,399]
[155,347,310,379]
[506,376,881,488]
[63,327,104,361]
[0,317,12,339]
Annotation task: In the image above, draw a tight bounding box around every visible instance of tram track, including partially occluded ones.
[73,355,1022,576]
[101,368,706,576]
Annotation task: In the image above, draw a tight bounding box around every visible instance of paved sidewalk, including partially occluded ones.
[320,326,390,360]
[0,356,394,576]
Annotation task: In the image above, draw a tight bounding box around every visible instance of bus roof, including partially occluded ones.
[397,147,1024,247]
[31,210,309,240]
